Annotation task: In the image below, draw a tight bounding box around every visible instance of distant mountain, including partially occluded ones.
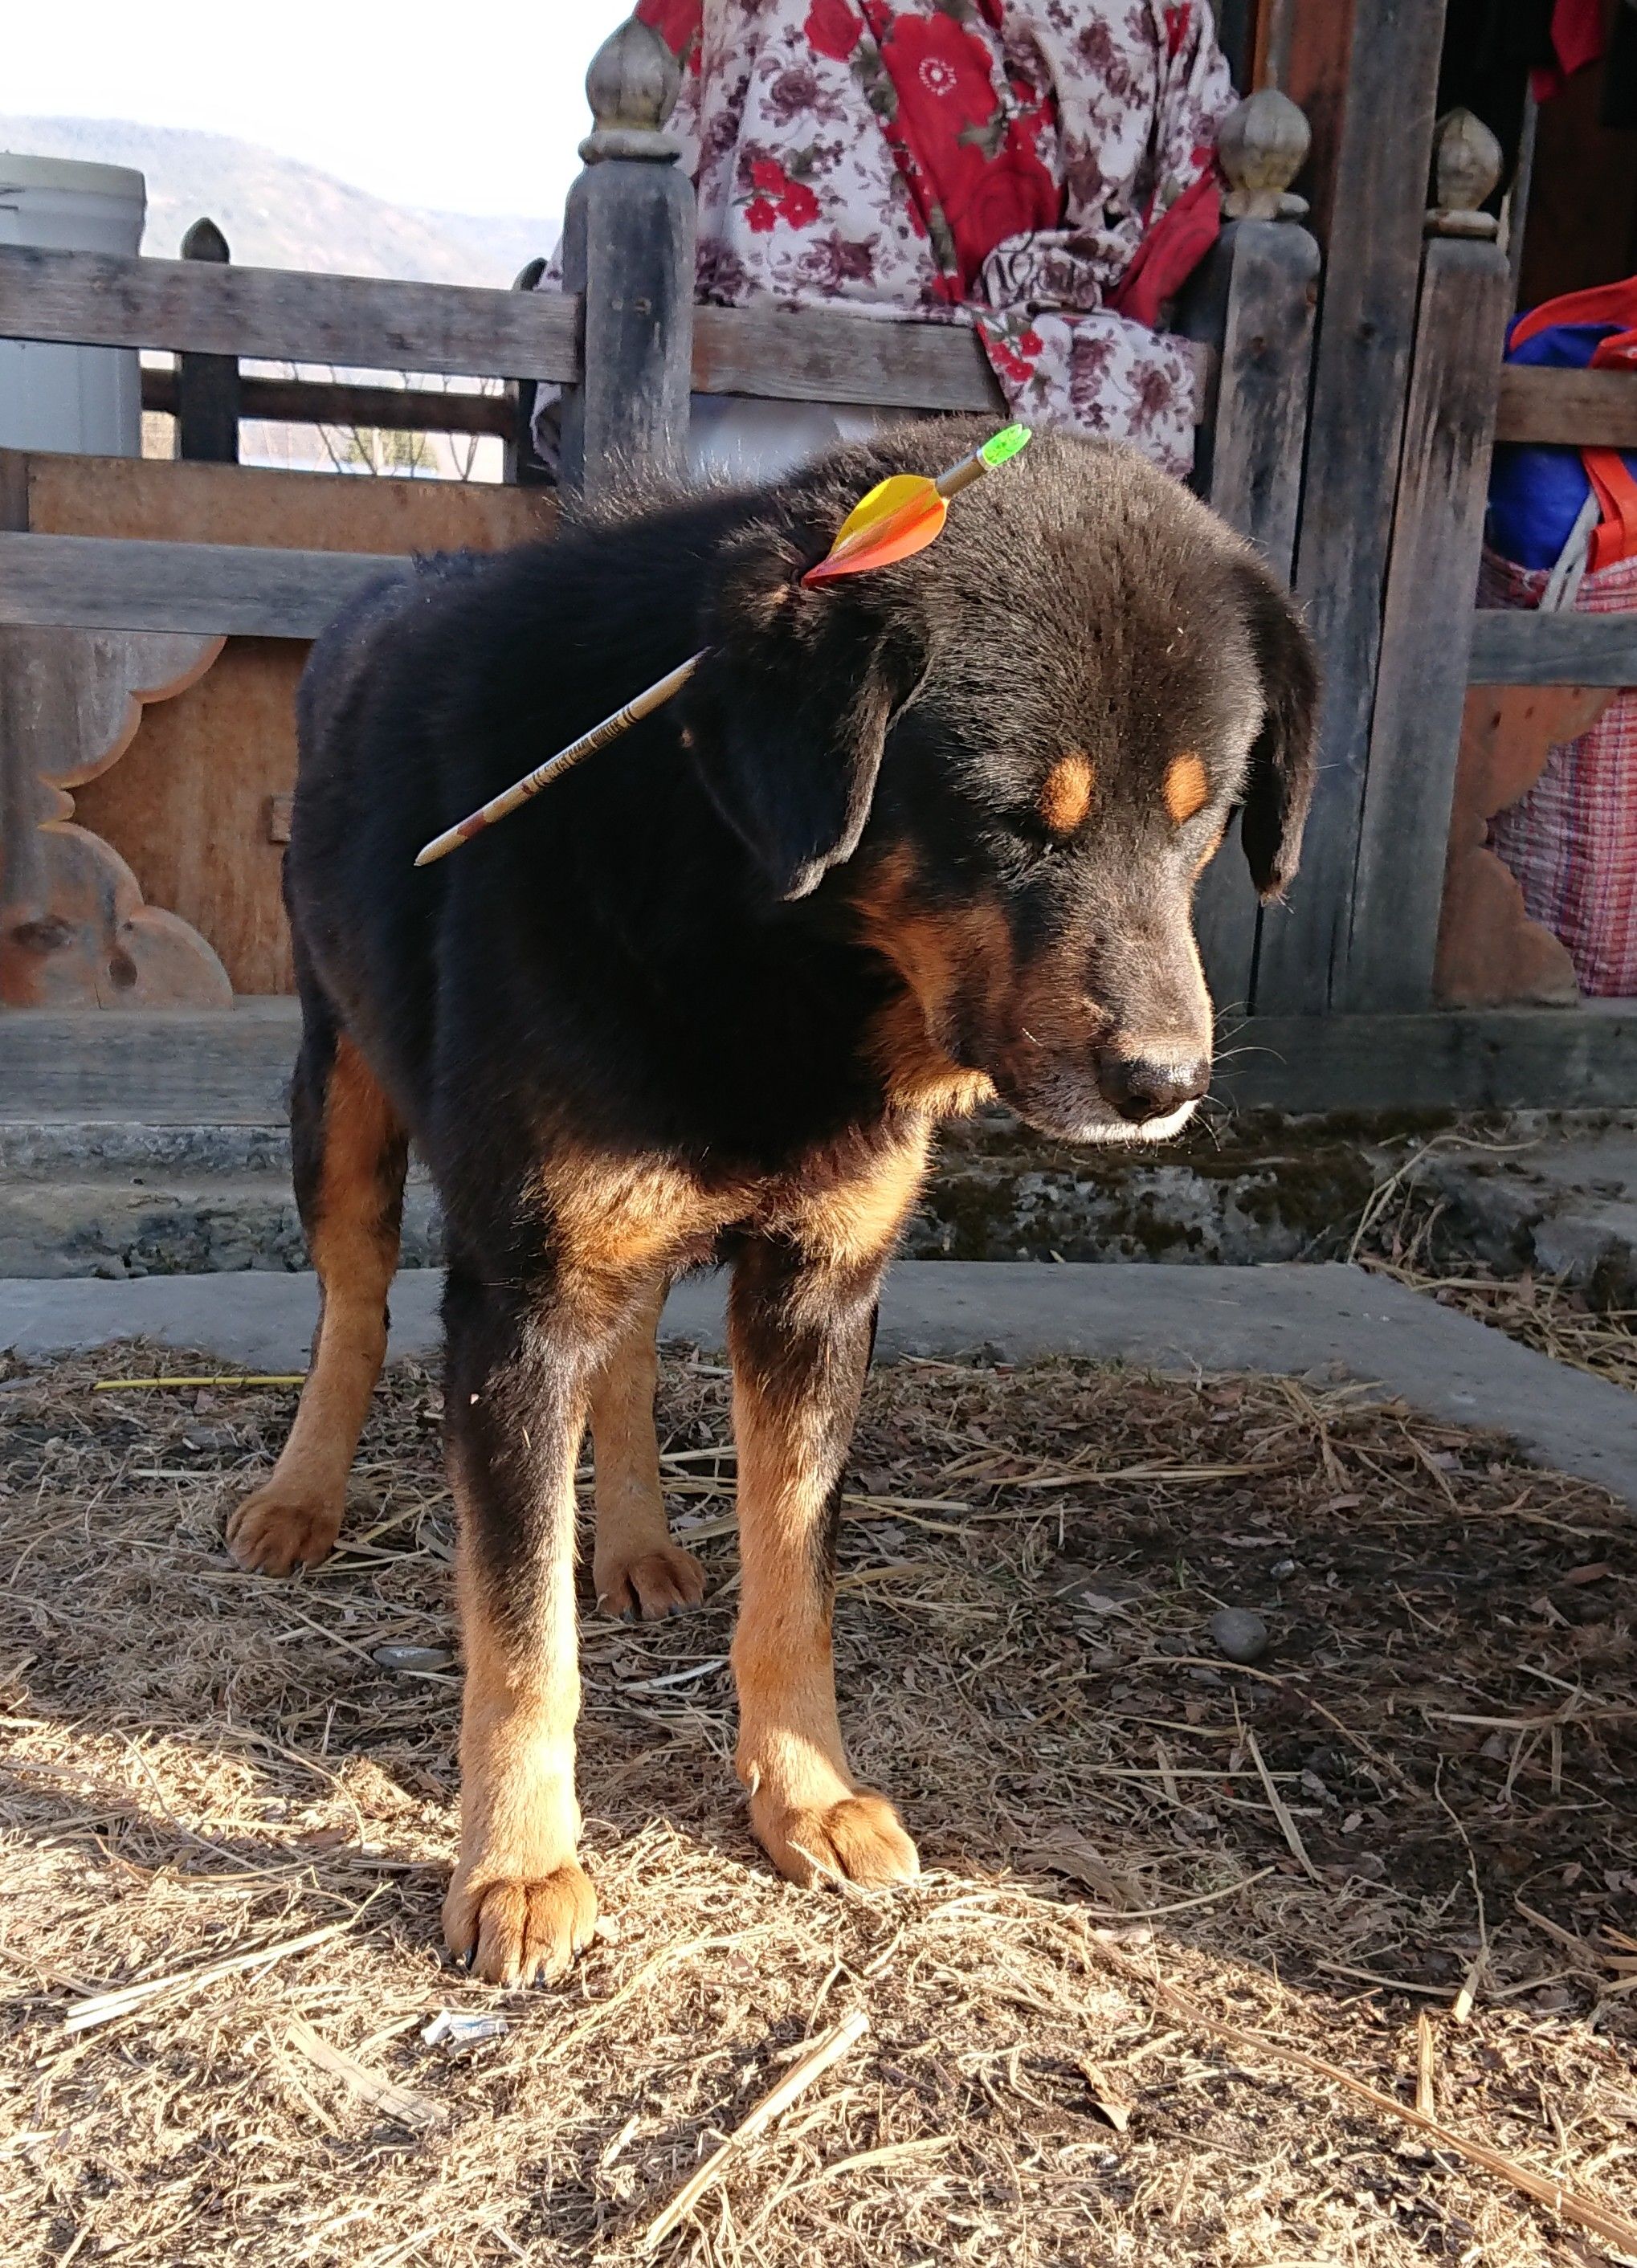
[0,117,558,287]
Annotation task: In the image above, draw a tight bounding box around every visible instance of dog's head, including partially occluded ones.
[686,426,1317,1144]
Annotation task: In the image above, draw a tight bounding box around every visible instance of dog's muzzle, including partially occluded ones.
[1094,1049,1210,1127]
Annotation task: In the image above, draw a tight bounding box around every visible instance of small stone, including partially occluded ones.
[1206,1608,1269,1664]
[373,1644,455,1672]
[183,1423,238,1453]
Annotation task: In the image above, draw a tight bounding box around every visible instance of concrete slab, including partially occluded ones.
[4,1260,1635,1511]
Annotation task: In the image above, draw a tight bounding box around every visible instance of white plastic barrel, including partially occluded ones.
[0,153,146,455]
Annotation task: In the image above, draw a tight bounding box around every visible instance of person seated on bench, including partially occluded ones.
[537,0,1234,484]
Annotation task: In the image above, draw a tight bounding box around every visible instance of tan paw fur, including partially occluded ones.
[751,1789,921,1889]
[226,1485,342,1575]
[595,1542,707,1621]
[442,1858,598,1988]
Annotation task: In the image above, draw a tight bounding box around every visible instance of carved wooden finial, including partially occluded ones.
[582,14,681,159]
[1218,88,1311,222]
[1427,108,1502,238]
[181,215,230,263]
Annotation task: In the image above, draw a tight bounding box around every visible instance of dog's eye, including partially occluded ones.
[1162,753,1210,826]
[1037,753,1095,834]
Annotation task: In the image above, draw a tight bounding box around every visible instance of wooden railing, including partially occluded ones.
[0,38,1311,657]
[0,10,1329,1045]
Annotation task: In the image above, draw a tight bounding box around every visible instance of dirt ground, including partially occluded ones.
[1,1344,1634,2267]
[1354,1162,1637,1400]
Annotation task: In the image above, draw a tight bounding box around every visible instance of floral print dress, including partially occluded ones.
[547,0,1234,479]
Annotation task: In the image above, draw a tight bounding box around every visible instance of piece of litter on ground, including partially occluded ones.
[1080,2062,1133,2133]
[373,1645,455,1672]
[422,2009,508,2054]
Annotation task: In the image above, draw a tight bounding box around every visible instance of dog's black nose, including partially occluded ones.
[1096,1050,1210,1124]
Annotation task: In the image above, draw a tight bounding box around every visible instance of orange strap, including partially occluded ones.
[1585,451,1637,570]
[1510,276,1637,350]
[1578,329,1637,569]
[1507,297,1637,571]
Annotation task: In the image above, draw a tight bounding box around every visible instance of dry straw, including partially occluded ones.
[2,1340,1633,2265]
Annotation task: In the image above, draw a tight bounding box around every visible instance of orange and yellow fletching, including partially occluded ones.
[801,474,948,586]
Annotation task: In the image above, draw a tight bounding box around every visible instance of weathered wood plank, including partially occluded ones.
[1496,363,1637,447]
[0,533,409,638]
[1214,1002,1637,1111]
[504,257,553,487]
[0,451,26,534]
[1179,215,1322,1012]
[692,304,1004,414]
[693,304,1210,419]
[1195,222,1320,562]
[7,998,1637,1118]
[1251,0,1450,1015]
[142,366,512,438]
[0,1000,297,1123]
[0,242,1213,426]
[1468,610,1637,685]
[1345,233,1511,1011]
[0,244,582,383]
[174,220,240,465]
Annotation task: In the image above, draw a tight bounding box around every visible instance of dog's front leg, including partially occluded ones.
[590,1271,707,1622]
[440,1267,601,1986]
[728,1239,920,1890]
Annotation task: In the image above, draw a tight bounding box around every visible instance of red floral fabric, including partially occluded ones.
[545,0,1234,477]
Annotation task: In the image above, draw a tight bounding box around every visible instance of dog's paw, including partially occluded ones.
[752,1790,921,1890]
[596,1542,707,1622]
[443,1860,598,1987]
[227,1484,341,1575]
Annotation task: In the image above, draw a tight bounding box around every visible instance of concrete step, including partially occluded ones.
[0,1169,443,1280]
[6,1259,1637,1507]
[0,1111,1393,1279]
[12,1107,1637,1291]
[0,1126,443,1279]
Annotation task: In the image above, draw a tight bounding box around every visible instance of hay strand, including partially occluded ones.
[639,2009,870,2250]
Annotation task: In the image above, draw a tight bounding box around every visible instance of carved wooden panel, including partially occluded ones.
[1433,684,1614,1009]
[74,639,305,995]
[0,626,231,1008]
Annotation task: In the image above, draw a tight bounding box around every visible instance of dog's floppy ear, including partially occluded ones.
[1236,561,1320,903]
[685,516,928,900]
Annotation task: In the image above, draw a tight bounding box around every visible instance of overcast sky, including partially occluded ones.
[7,0,639,218]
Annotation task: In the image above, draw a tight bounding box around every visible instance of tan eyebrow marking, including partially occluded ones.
[1163,752,1210,825]
[1039,752,1095,834]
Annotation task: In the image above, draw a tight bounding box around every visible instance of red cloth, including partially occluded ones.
[613,0,1235,475]
[1108,166,1223,331]
[1532,0,1605,102]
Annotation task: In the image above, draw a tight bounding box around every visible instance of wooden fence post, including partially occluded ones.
[557,14,694,504]
[1250,0,1451,1015]
[1178,88,1321,1015]
[175,218,240,463]
[504,256,551,485]
[1343,110,1512,1011]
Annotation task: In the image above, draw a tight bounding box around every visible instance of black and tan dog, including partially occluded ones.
[229,422,1317,1985]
